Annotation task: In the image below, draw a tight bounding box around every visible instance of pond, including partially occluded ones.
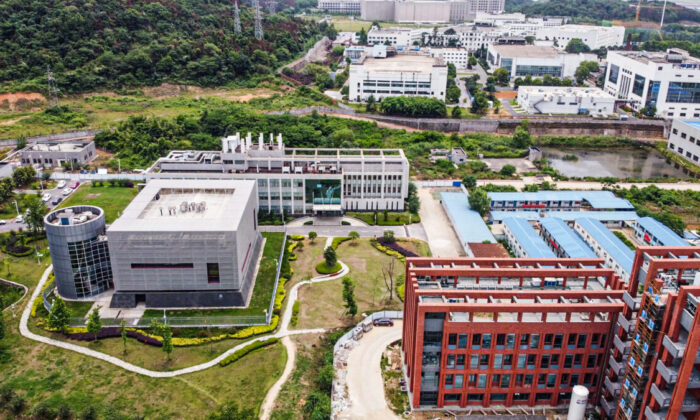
[540,147,690,179]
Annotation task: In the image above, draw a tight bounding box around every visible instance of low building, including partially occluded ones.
[20,140,97,168]
[667,119,700,164]
[603,49,700,119]
[317,0,361,14]
[516,86,615,116]
[486,44,595,80]
[107,179,262,308]
[488,191,635,212]
[538,217,597,259]
[348,53,448,101]
[632,216,689,247]
[45,206,113,299]
[450,147,467,164]
[367,27,423,46]
[429,48,470,69]
[344,46,367,63]
[502,217,556,258]
[147,133,410,214]
[573,217,634,281]
[535,25,625,50]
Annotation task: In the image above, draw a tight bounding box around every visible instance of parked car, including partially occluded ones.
[69,181,80,189]
[373,318,394,327]
[0,220,6,225]
[62,187,73,196]
[42,193,51,202]
[51,197,63,206]
[15,215,23,223]
[56,180,66,189]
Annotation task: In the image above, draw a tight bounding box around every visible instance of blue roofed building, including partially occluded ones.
[632,216,689,246]
[490,210,639,224]
[440,191,497,255]
[539,217,598,259]
[488,190,634,211]
[573,218,635,281]
[502,217,556,259]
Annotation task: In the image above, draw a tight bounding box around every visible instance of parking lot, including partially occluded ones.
[0,181,80,233]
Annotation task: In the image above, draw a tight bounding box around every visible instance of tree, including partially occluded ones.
[342,277,357,317]
[15,135,26,150]
[162,325,173,360]
[462,175,477,190]
[640,105,657,117]
[308,231,317,243]
[317,364,334,392]
[41,172,51,183]
[512,119,531,149]
[493,67,510,85]
[574,65,591,85]
[0,309,5,341]
[525,36,535,44]
[86,308,102,341]
[120,320,128,354]
[381,258,397,301]
[565,38,591,53]
[452,106,462,119]
[324,246,337,267]
[49,297,71,334]
[499,164,516,176]
[447,62,457,79]
[468,187,490,217]
[471,93,489,115]
[382,230,395,244]
[366,94,377,112]
[358,27,368,45]
[349,231,359,242]
[25,195,46,236]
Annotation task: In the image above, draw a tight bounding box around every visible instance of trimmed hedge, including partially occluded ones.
[219,337,279,367]
[378,238,419,258]
[291,301,300,327]
[31,273,55,317]
[289,234,305,241]
[331,236,351,250]
[3,234,34,257]
[66,327,162,347]
[316,261,342,275]
[371,239,405,262]
[274,277,288,315]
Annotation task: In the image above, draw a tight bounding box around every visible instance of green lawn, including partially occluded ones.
[56,184,138,223]
[345,211,420,226]
[62,300,95,319]
[143,232,285,319]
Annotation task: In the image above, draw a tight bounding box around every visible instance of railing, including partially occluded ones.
[266,230,288,325]
[42,279,56,312]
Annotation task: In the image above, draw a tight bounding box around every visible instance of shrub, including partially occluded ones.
[315,261,342,275]
[331,236,351,249]
[290,234,305,241]
[291,301,300,327]
[273,277,288,315]
[219,337,279,367]
[303,220,313,225]
[3,234,33,257]
[231,315,279,339]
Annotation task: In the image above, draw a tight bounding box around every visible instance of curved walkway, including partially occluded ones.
[19,265,324,378]
[1,277,28,314]
[260,258,350,419]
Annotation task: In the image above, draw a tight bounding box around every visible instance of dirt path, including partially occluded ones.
[260,336,296,420]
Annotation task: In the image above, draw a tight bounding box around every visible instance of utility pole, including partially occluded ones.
[46,66,60,108]
[254,0,263,40]
[233,1,242,35]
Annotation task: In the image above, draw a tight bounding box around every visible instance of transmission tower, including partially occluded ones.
[46,66,59,107]
[268,0,277,14]
[233,1,242,35]
[253,0,263,40]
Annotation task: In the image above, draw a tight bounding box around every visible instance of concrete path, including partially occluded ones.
[261,224,429,242]
[259,336,296,420]
[417,187,463,257]
[19,265,324,378]
[337,321,403,420]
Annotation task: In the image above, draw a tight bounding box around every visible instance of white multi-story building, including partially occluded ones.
[361,0,504,23]
[367,27,423,46]
[603,49,700,119]
[429,47,470,68]
[536,25,625,50]
[317,0,361,13]
[486,44,594,80]
[349,53,448,101]
[146,133,410,214]
[516,86,616,115]
[668,119,700,165]
[424,25,503,51]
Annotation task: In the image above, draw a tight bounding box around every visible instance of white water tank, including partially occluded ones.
[567,385,589,420]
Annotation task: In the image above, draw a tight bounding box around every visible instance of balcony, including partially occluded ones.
[645,406,688,420]
[656,359,679,384]
[618,315,635,334]
[680,309,694,331]
[609,355,626,376]
[623,291,641,310]
[689,368,700,389]
[662,335,685,359]
[614,334,631,355]
[604,376,621,397]
[650,383,672,408]
[601,396,616,417]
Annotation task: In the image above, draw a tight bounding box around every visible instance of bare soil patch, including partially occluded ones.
[85,193,101,199]
[0,92,46,111]
[0,116,30,126]
[494,90,517,99]
[143,83,276,102]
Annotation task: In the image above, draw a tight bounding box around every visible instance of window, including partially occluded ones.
[471,355,478,369]
[494,354,503,369]
[501,374,511,388]
[517,355,526,369]
[587,354,596,368]
[632,74,646,97]
[608,64,619,84]
[574,354,582,368]
[536,393,552,401]
[504,354,513,369]
[541,355,550,369]
[513,393,529,401]
[480,354,489,369]
[496,334,506,349]
[570,374,579,386]
[524,374,533,386]
[467,393,484,402]
[551,354,560,369]
[444,393,460,403]
[530,334,540,349]
[458,334,468,349]
[482,334,492,349]
[445,374,454,388]
[455,374,464,388]
[472,334,481,349]
[666,82,700,103]
[456,355,465,369]
[561,373,569,388]
[584,373,592,386]
[553,334,563,349]
[447,355,455,369]
[527,354,537,369]
[520,334,529,349]
[477,374,487,388]
[577,334,587,349]
[544,334,553,349]
[448,334,457,349]
[591,333,600,349]
[207,263,220,284]
[506,334,516,349]
[568,334,577,349]
[131,263,194,269]
[682,132,688,139]
[564,355,573,368]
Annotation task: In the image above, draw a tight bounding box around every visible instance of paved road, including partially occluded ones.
[417,187,463,257]
[261,224,429,242]
[0,184,75,233]
[338,322,403,420]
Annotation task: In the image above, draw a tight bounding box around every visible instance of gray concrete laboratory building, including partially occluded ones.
[107,179,262,308]
[44,205,113,299]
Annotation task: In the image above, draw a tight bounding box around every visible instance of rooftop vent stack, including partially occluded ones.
[160,207,163,216]
[269,132,274,147]
[277,133,283,150]
[259,133,264,150]
[246,133,252,151]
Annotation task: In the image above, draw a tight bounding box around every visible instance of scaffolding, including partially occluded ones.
[616,285,665,420]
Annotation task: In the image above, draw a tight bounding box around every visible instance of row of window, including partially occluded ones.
[439,371,598,390]
[437,352,604,371]
[440,332,607,351]
[67,237,112,298]
[669,143,700,163]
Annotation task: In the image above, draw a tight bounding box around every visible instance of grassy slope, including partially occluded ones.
[56,184,138,223]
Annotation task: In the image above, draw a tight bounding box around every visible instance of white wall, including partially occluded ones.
[668,119,700,165]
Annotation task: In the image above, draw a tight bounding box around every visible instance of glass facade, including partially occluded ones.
[305,179,341,204]
[501,58,513,76]
[666,82,700,103]
[646,80,660,106]
[608,64,619,84]
[632,74,646,97]
[515,65,562,78]
[67,237,113,298]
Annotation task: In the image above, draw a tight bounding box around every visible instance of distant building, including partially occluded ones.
[367,27,423,46]
[348,53,448,101]
[450,147,467,164]
[317,0,361,14]
[516,86,615,116]
[108,179,262,308]
[603,49,700,119]
[20,140,96,168]
[429,48,470,69]
[535,25,625,50]
[632,216,689,247]
[474,12,566,29]
[486,44,595,80]
[668,119,700,164]
[360,0,504,23]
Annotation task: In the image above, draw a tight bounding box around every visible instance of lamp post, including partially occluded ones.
[12,200,19,216]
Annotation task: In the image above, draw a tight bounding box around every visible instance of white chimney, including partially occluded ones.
[277,133,283,150]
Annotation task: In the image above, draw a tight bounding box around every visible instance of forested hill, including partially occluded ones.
[513,0,700,24]
[0,0,328,93]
